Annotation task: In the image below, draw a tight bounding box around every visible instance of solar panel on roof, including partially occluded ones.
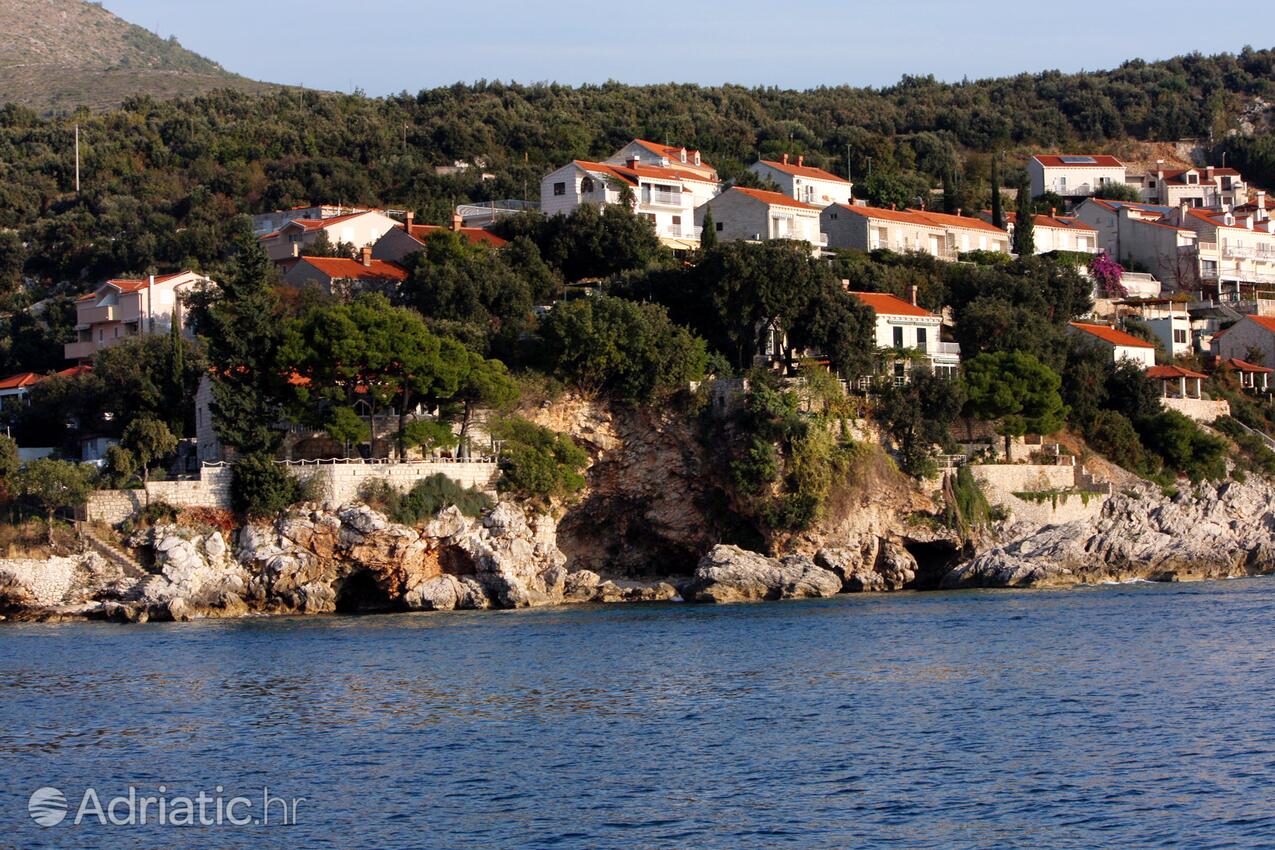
[1059,155,1098,164]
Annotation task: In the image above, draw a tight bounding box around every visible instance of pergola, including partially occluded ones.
[1147,364,1208,400]
[1219,358,1272,392]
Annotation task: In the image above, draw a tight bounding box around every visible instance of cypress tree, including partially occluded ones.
[700,206,718,250]
[990,156,1005,230]
[1013,175,1035,256]
[167,316,185,437]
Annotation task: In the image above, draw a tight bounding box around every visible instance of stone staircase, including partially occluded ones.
[79,526,148,579]
[1226,418,1275,453]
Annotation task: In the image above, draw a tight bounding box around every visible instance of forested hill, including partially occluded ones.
[1,47,1274,290]
[0,0,274,113]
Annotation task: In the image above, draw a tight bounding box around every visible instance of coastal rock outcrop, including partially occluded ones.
[686,544,841,603]
[944,477,1275,588]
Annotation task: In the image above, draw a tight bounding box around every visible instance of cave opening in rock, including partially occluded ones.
[904,540,964,590]
[334,571,395,614]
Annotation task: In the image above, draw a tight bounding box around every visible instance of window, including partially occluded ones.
[916,327,927,353]
[553,182,566,196]
[893,326,904,349]
[580,177,595,193]
[1173,329,1187,344]
[672,215,681,225]
[715,222,723,232]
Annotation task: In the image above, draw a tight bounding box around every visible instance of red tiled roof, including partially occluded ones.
[913,210,1007,235]
[758,159,851,184]
[729,187,823,211]
[1070,322,1155,348]
[1185,208,1252,231]
[1243,315,1275,336]
[407,224,507,248]
[1006,212,1097,231]
[0,372,42,390]
[1032,154,1125,168]
[830,204,935,226]
[1147,364,1206,380]
[55,365,93,379]
[576,160,718,186]
[1220,357,1273,374]
[631,139,714,171]
[76,272,195,301]
[269,211,379,236]
[847,290,936,319]
[298,258,407,281]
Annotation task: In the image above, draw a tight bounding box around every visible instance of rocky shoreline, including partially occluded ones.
[4,476,1275,624]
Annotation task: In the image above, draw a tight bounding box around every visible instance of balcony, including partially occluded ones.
[643,191,685,209]
[78,305,116,325]
[64,340,98,360]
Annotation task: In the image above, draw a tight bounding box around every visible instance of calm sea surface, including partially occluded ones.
[3,579,1275,849]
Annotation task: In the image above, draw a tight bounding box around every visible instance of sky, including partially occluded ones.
[101,0,1275,95]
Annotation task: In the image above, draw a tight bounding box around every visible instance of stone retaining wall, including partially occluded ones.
[1162,396,1230,424]
[85,462,500,526]
[970,463,1110,527]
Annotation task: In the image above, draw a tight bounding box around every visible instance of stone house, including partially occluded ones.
[695,187,824,251]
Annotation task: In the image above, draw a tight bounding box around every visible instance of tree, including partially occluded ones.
[400,419,459,455]
[699,206,718,251]
[121,417,178,492]
[0,434,18,502]
[17,459,90,544]
[446,351,518,457]
[231,453,300,519]
[1012,175,1035,256]
[963,352,1067,458]
[990,155,1005,231]
[323,407,370,457]
[876,369,966,477]
[490,417,588,507]
[1092,182,1143,202]
[167,318,186,436]
[536,295,708,402]
[199,237,287,456]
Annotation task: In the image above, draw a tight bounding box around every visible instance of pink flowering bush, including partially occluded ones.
[1089,251,1126,298]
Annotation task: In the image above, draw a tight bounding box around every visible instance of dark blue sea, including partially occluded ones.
[3,579,1275,849]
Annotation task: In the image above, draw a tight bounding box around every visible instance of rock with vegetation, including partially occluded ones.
[944,477,1275,588]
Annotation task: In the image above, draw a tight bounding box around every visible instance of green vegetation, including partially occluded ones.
[230,453,301,519]
[358,475,493,524]
[15,458,91,543]
[876,369,965,478]
[490,417,589,507]
[942,465,992,535]
[964,352,1067,459]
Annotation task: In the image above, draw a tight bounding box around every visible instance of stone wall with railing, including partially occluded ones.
[84,459,501,526]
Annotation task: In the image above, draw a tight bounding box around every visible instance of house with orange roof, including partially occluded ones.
[1135,161,1249,208]
[540,151,720,248]
[606,140,718,187]
[258,209,401,262]
[0,366,92,413]
[694,187,825,252]
[250,204,375,237]
[848,290,960,380]
[373,212,507,264]
[66,272,213,362]
[750,154,854,208]
[1068,322,1156,369]
[1146,364,1230,422]
[821,204,1009,257]
[284,248,409,298]
[995,211,1098,254]
[1174,204,1275,290]
[1211,314,1275,368]
[1215,357,1271,392]
[1028,154,1127,199]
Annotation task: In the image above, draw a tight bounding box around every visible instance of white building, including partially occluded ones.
[1029,154,1127,199]
[1068,322,1156,369]
[1135,162,1249,208]
[258,210,401,263]
[1001,212,1098,254]
[540,157,716,248]
[848,290,960,379]
[250,204,374,237]
[695,187,824,251]
[1121,298,1193,357]
[750,155,854,208]
[65,271,213,361]
[606,140,718,205]
[823,204,1010,257]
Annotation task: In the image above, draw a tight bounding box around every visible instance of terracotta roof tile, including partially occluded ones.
[1070,322,1155,348]
[299,258,407,282]
[847,290,936,319]
[1147,364,1206,380]
[758,159,851,184]
[1032,154,1125,168]
[407,224,507,247]
[729,186,823,211]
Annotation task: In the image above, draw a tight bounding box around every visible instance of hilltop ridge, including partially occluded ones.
[0,0,277,112]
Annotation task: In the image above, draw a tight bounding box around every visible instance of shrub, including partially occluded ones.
[490,417,588,506]
[1087,410,1155,474]
[357,475,491,524]
[231,453,302,519]
[1138,410,1228,482]
[942,464,992,535]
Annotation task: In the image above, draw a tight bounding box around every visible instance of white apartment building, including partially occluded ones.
[848,290,960,380]
[1135,162,1248,208]
[540,156,718,247]
[750,155,854,208]
[1029,154,1127,199]
[1068,322,1156,368]
[258,210,401,263]
[822,204,1009,257]
[1001,212,1098,254]
[695,187,824,251]
[65,271,213,361]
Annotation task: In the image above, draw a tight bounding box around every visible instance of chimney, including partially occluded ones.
[1179,201,1189,223]
[956,208,962,218]
[797,155,804,167]
[891,203,897,211]
[782,153,789,165]
[360,245,373,267]
[1206,166,1215,180]
[1156,160,1165,180]
[1259,190,1267,214]
[147,274,154,334]
[1050,207,1056,220]
[693,151,701,166]
[404,211,415,232]
[679,147,687,163]
[627,155,640,169]
[909,285,918,306]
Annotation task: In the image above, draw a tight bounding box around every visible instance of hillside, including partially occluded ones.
[0,0,276,112]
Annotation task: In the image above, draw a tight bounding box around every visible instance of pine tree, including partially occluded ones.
[1013,175,1035,256]
[167,317,185,437]
[204,237,286,456]
[700,206,718,251]
[990,156,1005,231]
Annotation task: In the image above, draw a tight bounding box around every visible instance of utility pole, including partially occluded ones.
[74,124,80,195]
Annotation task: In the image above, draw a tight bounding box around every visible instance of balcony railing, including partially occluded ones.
[933,341,962,356]
[64,340,97,360]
